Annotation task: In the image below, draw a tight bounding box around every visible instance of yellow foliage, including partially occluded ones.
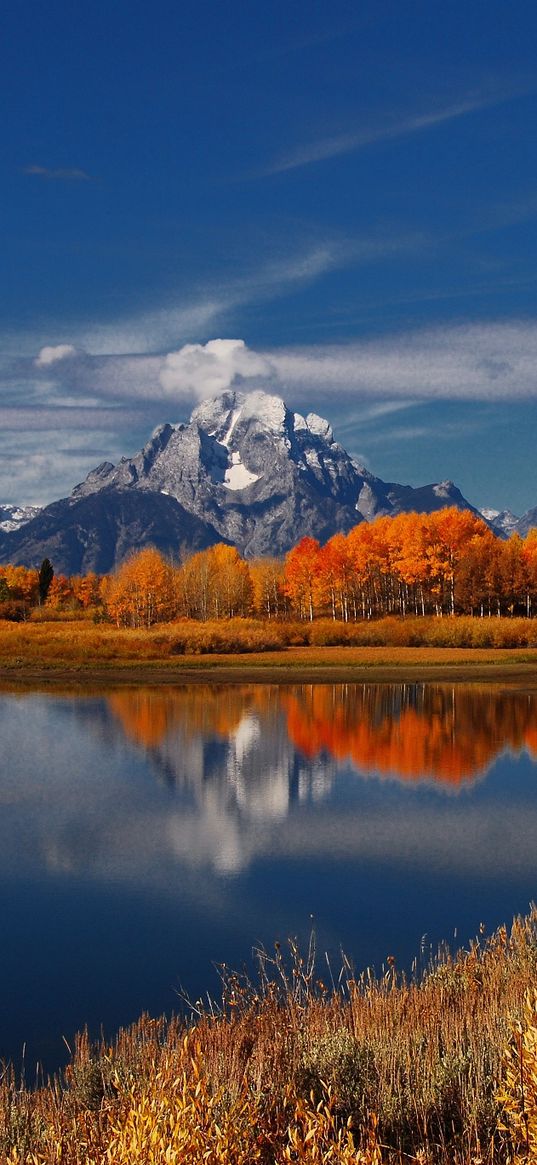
[106,548,174,628]
[498,988,537,1161]
[281,1092,381,1163]
[105,1038,264,1164]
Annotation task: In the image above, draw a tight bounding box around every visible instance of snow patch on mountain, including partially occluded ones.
[306,413,333,442]
[223,452,260,491]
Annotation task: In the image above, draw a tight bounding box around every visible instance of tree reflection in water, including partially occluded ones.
[106,683,537,789]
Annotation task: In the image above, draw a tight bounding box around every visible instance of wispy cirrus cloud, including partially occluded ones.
[20,321,537,411]
[264,86,535,176]
[2,231,414,359]
[22,164,92,181]
[0,430,130,506]
[267,322,537,403]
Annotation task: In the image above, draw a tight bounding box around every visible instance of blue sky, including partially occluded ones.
[3,0,537,514]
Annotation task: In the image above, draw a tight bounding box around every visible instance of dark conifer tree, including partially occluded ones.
[38,558,54,604]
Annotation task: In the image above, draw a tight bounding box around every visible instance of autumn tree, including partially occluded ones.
[210,544,253,618]
[105,548,174,627]
[2,565,39,607]
[426,508,490,615]
[499,533,529,616]
[249,558,286,619]
[346,521,390,619]
[72,572,102,611]
[175,544,252,620]
[316,534,353,620]
[456,528,498,615]
[522,529,537,616]
[283,537,321,620]
[46,574,74,610]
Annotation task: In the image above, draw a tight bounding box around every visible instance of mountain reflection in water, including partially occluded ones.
[2,680,537,1074]
[107,682,537,790]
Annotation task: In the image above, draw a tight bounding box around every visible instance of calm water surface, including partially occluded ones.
[2,680,537,1074]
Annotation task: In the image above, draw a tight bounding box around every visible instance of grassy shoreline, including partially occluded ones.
[2,911,537,1163]
[2,648,537,689]
[3,617,537,686]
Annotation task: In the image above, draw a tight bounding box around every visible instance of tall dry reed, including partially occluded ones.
[1,911,537,1163]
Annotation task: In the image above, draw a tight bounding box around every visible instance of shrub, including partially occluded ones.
[297,1027,378,1121]
[0,600,26,622]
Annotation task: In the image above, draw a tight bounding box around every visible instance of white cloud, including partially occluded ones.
[35,344,78,368]
[159,339,275,400]
[7,318,537,506]
[0,429,129,506]
[267,322,537,402]
[1,231,412,365]
[20,321,537,414]
[264,86,534,175]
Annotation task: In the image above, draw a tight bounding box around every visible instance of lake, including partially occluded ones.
[2,679,537,1076]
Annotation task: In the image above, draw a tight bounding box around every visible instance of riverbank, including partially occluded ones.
[3,617,537,686]
[3,651,537,689]
[2,910,536,1163]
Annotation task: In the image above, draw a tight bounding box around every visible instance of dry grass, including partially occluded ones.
[2,912,537,1163]
[0,619,286,669]
[3,617,537,679]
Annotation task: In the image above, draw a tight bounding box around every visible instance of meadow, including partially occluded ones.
[2,911,537,1163]
[3,616,537,682]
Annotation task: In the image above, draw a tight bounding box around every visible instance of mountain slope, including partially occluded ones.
[0,490,223,575]
[514,506,537,538]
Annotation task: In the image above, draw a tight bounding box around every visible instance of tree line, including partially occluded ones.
[2,508,537,627]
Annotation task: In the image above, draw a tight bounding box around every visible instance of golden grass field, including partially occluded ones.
[2,912,537,1163]
[3,616,537,684]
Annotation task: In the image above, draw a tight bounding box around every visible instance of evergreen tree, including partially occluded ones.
[38,558,54,604]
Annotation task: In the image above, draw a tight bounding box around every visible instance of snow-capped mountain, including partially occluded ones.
[0,504,41,534]
[479,508,520,536]
[0,389,488,573]
[70,389,374,557]
[513,506,537,538]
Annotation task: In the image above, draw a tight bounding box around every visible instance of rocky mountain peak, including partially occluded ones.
[0,388,490,572]
[305,413,334,443]
[191,389,287,443]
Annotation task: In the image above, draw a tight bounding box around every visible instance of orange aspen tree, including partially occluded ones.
[210,544,253,618]
[105,548,174,627]
[3,565,39,607]
[522,529,537,617]
[283,536,321,620]
[499,533,529,616]
[316,534,353,620]
[455,528,498,615]
[427,508,490,615]
[249,557,286,619]
[72,572,102,610]
[390,513,432,616]
[46,574,74,610]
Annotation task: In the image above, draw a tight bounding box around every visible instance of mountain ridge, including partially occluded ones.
[0,389,530,574]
